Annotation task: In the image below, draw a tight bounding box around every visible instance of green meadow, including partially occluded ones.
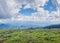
[0,28,60,43]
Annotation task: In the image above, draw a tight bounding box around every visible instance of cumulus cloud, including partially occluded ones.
[53,0,60,9]
[0,0,60,23]
[0,0,48,19]
[0,0,22,19]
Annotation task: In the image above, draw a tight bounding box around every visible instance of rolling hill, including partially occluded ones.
[44,24,60,28]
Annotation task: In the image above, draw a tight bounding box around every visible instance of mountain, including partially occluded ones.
[44,24,60,28]
[0,21,60,29]
[0,23,41,29]
[0,21,44,29]
[0,23,10,28]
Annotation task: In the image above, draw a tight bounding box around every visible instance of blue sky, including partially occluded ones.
[19,0,57,15]
[42,0,57,13]
[0,0,60,27]
[19,8,37,16]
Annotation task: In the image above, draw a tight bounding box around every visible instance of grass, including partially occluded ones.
[0,28,60,43]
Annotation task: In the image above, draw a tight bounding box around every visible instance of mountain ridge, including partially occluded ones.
[0,23,60,29]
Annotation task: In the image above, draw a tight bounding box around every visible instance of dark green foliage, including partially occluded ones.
[0,29,60,43]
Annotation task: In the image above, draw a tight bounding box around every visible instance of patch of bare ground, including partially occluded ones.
[0,40,4,43]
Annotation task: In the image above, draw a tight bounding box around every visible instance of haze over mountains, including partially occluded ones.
[0,21,43,28]
[0,21,60,29]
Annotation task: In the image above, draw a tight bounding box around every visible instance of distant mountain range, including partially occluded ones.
[0,24,10,28]
[0,23,60,29]
[0,23,41,28]
[44,24,60,28]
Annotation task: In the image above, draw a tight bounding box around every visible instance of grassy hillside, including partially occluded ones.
[0,29,60,43]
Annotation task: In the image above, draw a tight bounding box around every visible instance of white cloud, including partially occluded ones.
[57,0,60,4]
[9,7,60,22]
[0,0,60,23]
[24,4,31,9]
[53,0,60,10]
[0,0,48,19]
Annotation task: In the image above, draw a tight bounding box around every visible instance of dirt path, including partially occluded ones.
[0,40,4,43]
